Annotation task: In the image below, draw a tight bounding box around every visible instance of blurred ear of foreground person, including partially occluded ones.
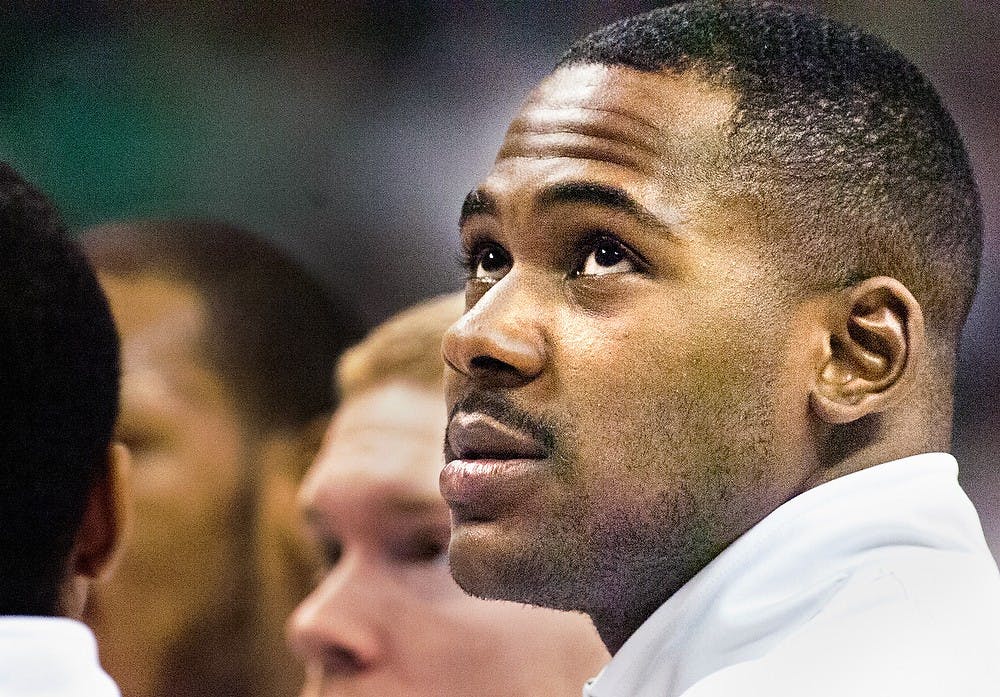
[286,292,609,697]
[81,220,365,697]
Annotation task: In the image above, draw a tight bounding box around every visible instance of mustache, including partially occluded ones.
[447,390,558,454]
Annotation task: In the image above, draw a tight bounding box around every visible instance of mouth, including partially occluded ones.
[441,411,550,523]
[445,410,548,462]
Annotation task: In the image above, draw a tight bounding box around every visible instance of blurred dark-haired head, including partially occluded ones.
[0,162,120,617]
[83,219,365,431]
[81,219,365,697]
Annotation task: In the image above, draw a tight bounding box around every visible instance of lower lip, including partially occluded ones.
[440,458,547,521]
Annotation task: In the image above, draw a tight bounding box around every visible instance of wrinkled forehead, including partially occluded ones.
[300,382,448,522]
[312,382,447,486]
[498,63,737,173]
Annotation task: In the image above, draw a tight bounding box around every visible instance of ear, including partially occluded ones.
[73,442,131,580]
[810,276,926,425]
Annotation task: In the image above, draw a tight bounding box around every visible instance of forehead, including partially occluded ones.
[496,63,735,178]
[100,273,228,410]
[100,273,205,357]
[303,381,447,505]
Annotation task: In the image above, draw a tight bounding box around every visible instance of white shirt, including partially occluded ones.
[583,453,1000,697]
[0,616,119,697]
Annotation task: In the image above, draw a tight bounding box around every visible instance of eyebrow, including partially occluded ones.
[537,181,662,228]
[460,181,667,232]
[301,493,447,529]
[460,189,498,225]
[383,494,449,516]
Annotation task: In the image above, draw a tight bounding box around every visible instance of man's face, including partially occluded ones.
[441,65,817,641]
[87,274,251,697]
[90,272,319,697]
[288,381,608,697]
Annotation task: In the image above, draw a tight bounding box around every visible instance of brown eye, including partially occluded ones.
[319,539,343,568]
[116,426,165,460]
[576,237,637,277]
[473,243,512,282]
[394,532,449,564]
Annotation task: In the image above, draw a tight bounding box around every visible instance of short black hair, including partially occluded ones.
[560,0,982,346]
[0,162,120,616]
[82,220,366,433]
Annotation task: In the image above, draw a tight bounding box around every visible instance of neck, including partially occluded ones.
[587,580,686,655]
[803,408,949,493]
[590,609,644,656]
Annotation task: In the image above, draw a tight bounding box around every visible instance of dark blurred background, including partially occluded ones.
[1,0,997,547]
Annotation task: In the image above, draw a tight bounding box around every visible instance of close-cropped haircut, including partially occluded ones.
[560,0,982,349]
[0,162,120,616]
[336,292,464,401]
[82,220,365,431]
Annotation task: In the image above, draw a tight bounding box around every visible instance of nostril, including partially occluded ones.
[322,645,370,676]
[470,355,516,374]
[468,353,541,387]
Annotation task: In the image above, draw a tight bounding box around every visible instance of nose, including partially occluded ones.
[442,274,546,388]
[286,557,385,678]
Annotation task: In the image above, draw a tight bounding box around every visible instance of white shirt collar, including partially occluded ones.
[584,453,993,697]
[0,616,120,696]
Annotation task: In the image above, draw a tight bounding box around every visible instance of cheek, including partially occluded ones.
[257,472,316,602]
[389,565,528,641]
[551,308,783,503]
[118,407,249,608]
[364,567,527,688]
[551,312,691,443]
[394,559,469,602]
[130,405,245,507]
[391,578,564,690]
[556,294,776,421]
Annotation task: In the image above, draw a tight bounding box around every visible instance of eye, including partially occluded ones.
[305,534,343,585]
[318,538,343,569]
[575,236,639,277]
[116,418,168,456]
[466,242,512,283]
[393,531,449,565]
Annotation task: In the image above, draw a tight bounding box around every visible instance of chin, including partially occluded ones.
[448,518,586,612]
[447,521,512,600]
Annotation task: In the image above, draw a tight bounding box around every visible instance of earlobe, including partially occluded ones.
[811,277,925,424]
[73,442,131,580]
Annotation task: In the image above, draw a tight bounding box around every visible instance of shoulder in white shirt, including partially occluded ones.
[584,453,1000,697]
[0,616,119,697]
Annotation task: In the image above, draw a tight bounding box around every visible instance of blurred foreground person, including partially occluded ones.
[287,293,609,697]
[442,2,1000,696]
[82,220,364,697]
[0,163,126,695]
